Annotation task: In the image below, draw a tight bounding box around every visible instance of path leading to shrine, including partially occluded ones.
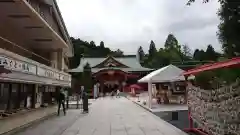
[14,97,187,135]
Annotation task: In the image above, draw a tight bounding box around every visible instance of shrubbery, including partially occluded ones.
[195,68,240,90]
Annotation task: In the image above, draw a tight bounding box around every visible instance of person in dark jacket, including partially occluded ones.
[57,89,66,116]
[82,91,89,113]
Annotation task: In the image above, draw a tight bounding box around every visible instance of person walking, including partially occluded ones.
[82,90,89,113]
[57,89,66,116]
[116,89,120,98]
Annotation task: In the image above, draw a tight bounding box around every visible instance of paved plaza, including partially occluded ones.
[14,97,187,135]
[129,92,188,113]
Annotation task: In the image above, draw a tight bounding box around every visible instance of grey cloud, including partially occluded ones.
[57,0,221,54]
[167,17,219,32]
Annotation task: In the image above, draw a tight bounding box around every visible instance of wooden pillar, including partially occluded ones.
[24,84,28,108]
[66,89,69,109]
[119,81,122,92]
[148,81,152,109]
[123,74,127,92]
[6,84,12,111]
[16,84,21,108]
[184,76,189,104]
[100,81,104,94]
[31,84,37,109]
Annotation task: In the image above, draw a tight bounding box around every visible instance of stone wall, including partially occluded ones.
[187,81,240,135]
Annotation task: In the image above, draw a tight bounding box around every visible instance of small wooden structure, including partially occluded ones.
[138,65,186,108]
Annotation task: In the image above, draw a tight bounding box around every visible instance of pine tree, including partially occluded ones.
[164,34,179,50]
[193,49,206,61]
[148,40,157,60]
[137,46,145,63]
[100,41,105,48]
[82,63,92,93]
[205,44,218,61]
[218,1,240,57]
[188,0,240,57]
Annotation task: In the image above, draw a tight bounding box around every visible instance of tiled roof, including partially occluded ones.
[68,56,152,72]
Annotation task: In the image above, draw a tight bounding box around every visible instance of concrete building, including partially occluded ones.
[0,0,72,116]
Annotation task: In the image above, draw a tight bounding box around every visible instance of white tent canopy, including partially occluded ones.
[138,65,185,109]
[138,64,185,83]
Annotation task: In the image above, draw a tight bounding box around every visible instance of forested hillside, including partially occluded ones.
[69,37,124,68]
[69,34,221,70]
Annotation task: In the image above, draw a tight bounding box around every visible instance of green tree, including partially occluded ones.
[148,40,157,60]
[218,1,240,57]
[193,49,206,61]
[69,37,123,68]
[164,34,180,50]
[100,41,105,48]
[82,63,92,93]
[182,44,192,57]
[98,41,112,57]
[205,44,218,61]
[181,44,192,60]
[187,0,224,5]
[89,41,96,47]
[188,0,240,57]
[156,49,171,67]
[112,49,124,57]
[164,34,182,61]
[137,46,145,64]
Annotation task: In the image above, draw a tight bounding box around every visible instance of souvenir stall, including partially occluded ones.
[138,65,186,108]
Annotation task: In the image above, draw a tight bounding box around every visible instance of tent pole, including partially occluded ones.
[148,81,152,109]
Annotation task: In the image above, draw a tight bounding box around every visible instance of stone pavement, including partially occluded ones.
[0,106,58,135]
[130,92,188,112]
[14,97,187,135]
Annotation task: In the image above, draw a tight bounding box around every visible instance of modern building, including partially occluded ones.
[0,0,72,115]
[69,56,152,94]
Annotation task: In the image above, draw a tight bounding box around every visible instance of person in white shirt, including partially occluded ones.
[116,89,120,98]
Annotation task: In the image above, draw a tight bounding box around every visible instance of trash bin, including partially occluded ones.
[83,92,89,113]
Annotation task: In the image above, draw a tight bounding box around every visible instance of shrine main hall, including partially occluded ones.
[69,55,152,93]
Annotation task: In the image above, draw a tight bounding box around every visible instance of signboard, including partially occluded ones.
[0,55,36,74]
[38,67,71,82]
[0,55,71,83]
[37,67,60,80]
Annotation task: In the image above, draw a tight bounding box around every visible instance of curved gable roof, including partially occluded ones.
[115,57,143,69]
[68,56,152,72]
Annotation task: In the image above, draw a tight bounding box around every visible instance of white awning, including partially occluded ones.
[138,65,185,83]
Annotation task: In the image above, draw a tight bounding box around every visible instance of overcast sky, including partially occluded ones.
[57,0,220,54]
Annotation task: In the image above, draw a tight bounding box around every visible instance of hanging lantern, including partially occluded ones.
[108,70,114,75]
